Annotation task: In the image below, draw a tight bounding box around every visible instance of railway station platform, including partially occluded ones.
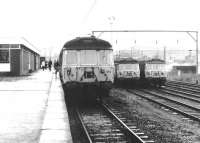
[0,70,72,143]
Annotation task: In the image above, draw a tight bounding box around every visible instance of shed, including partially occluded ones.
[173,65,196,74]
[0,37,40,76]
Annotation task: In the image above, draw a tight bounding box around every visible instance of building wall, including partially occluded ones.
[21,45,40,75]
[37,55,40,69]
[10,49,20,76]
[30,52,34,71]
[21,48,30,75]
[35,54,40,70]
[174,66,196,74]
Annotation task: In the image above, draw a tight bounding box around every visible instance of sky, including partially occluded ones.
[0,0,200,57]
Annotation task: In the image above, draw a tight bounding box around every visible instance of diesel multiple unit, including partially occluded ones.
[59,36,114,99]
[140,58,167,87]
[114,57,140,84]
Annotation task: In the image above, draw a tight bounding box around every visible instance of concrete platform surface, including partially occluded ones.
[0,70,72,143]
[39,72,72,143]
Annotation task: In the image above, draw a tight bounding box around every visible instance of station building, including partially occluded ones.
[0,37,40,76]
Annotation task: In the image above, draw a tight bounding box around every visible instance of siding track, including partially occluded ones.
[127,89,200,122]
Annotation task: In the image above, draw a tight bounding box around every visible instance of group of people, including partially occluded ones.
[41,59,60,77]
[41,60,51,71]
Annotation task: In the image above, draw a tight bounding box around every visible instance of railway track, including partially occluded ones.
[166,81,200,94]
[158,87,200,102]
[76,102,154,143]
[167,80,200,88]
[127,89,200,122]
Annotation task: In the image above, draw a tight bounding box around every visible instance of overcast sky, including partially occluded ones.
[0,0,200,56]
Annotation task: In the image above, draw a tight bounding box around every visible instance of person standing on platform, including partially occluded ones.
[48,60,52,71]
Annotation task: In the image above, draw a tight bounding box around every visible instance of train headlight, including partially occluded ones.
[160,72,166,77]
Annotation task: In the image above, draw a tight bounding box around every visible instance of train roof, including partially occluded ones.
[63,36,112,50]
[146,58,166,64]
[114,57,138,64]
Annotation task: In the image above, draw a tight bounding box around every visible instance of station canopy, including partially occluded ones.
[0,37,40,55]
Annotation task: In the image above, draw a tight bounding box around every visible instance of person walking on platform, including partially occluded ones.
[54,61,60,78]
[41,61,45,71]
[45,61,48,69]
[48,60,52,71]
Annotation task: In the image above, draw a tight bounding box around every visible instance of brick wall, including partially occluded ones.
[10,49,20,76]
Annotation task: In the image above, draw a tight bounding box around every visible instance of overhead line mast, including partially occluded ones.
[92,30,199,74]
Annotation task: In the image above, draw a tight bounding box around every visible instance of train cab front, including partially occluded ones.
[63,66,113,94]
[145,70,167,87]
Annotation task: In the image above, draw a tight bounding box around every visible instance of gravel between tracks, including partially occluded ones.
[103,88,200,143]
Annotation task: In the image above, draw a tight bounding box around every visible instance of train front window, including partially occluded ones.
[0,49,9,63]
[119,64,139,71]
[64,50,77,65]
[80,50,97,65]
[146,64,165,71]
[99,50,113,65]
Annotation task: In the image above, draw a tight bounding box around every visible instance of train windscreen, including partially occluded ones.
[99,50,113,66]
[63,50,78,65]
[80,50,98,65]
[146,64,166,71]
[119,64,139,71]
[63,50,113,66]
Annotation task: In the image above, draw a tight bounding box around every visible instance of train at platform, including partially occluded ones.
[139,58,167,87]
[59,36,114,100]
[114,57,140,85]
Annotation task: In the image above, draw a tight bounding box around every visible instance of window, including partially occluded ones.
[80,50,97,65]
[0,49,9,63]
[99,50,113,65]
[64,50,78,65]
[10,44,19,48]
[0,44,9,49]
[119,64,139,71]
[145,64,153,70]
[146,64,165,71]
[63,50,113,66]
